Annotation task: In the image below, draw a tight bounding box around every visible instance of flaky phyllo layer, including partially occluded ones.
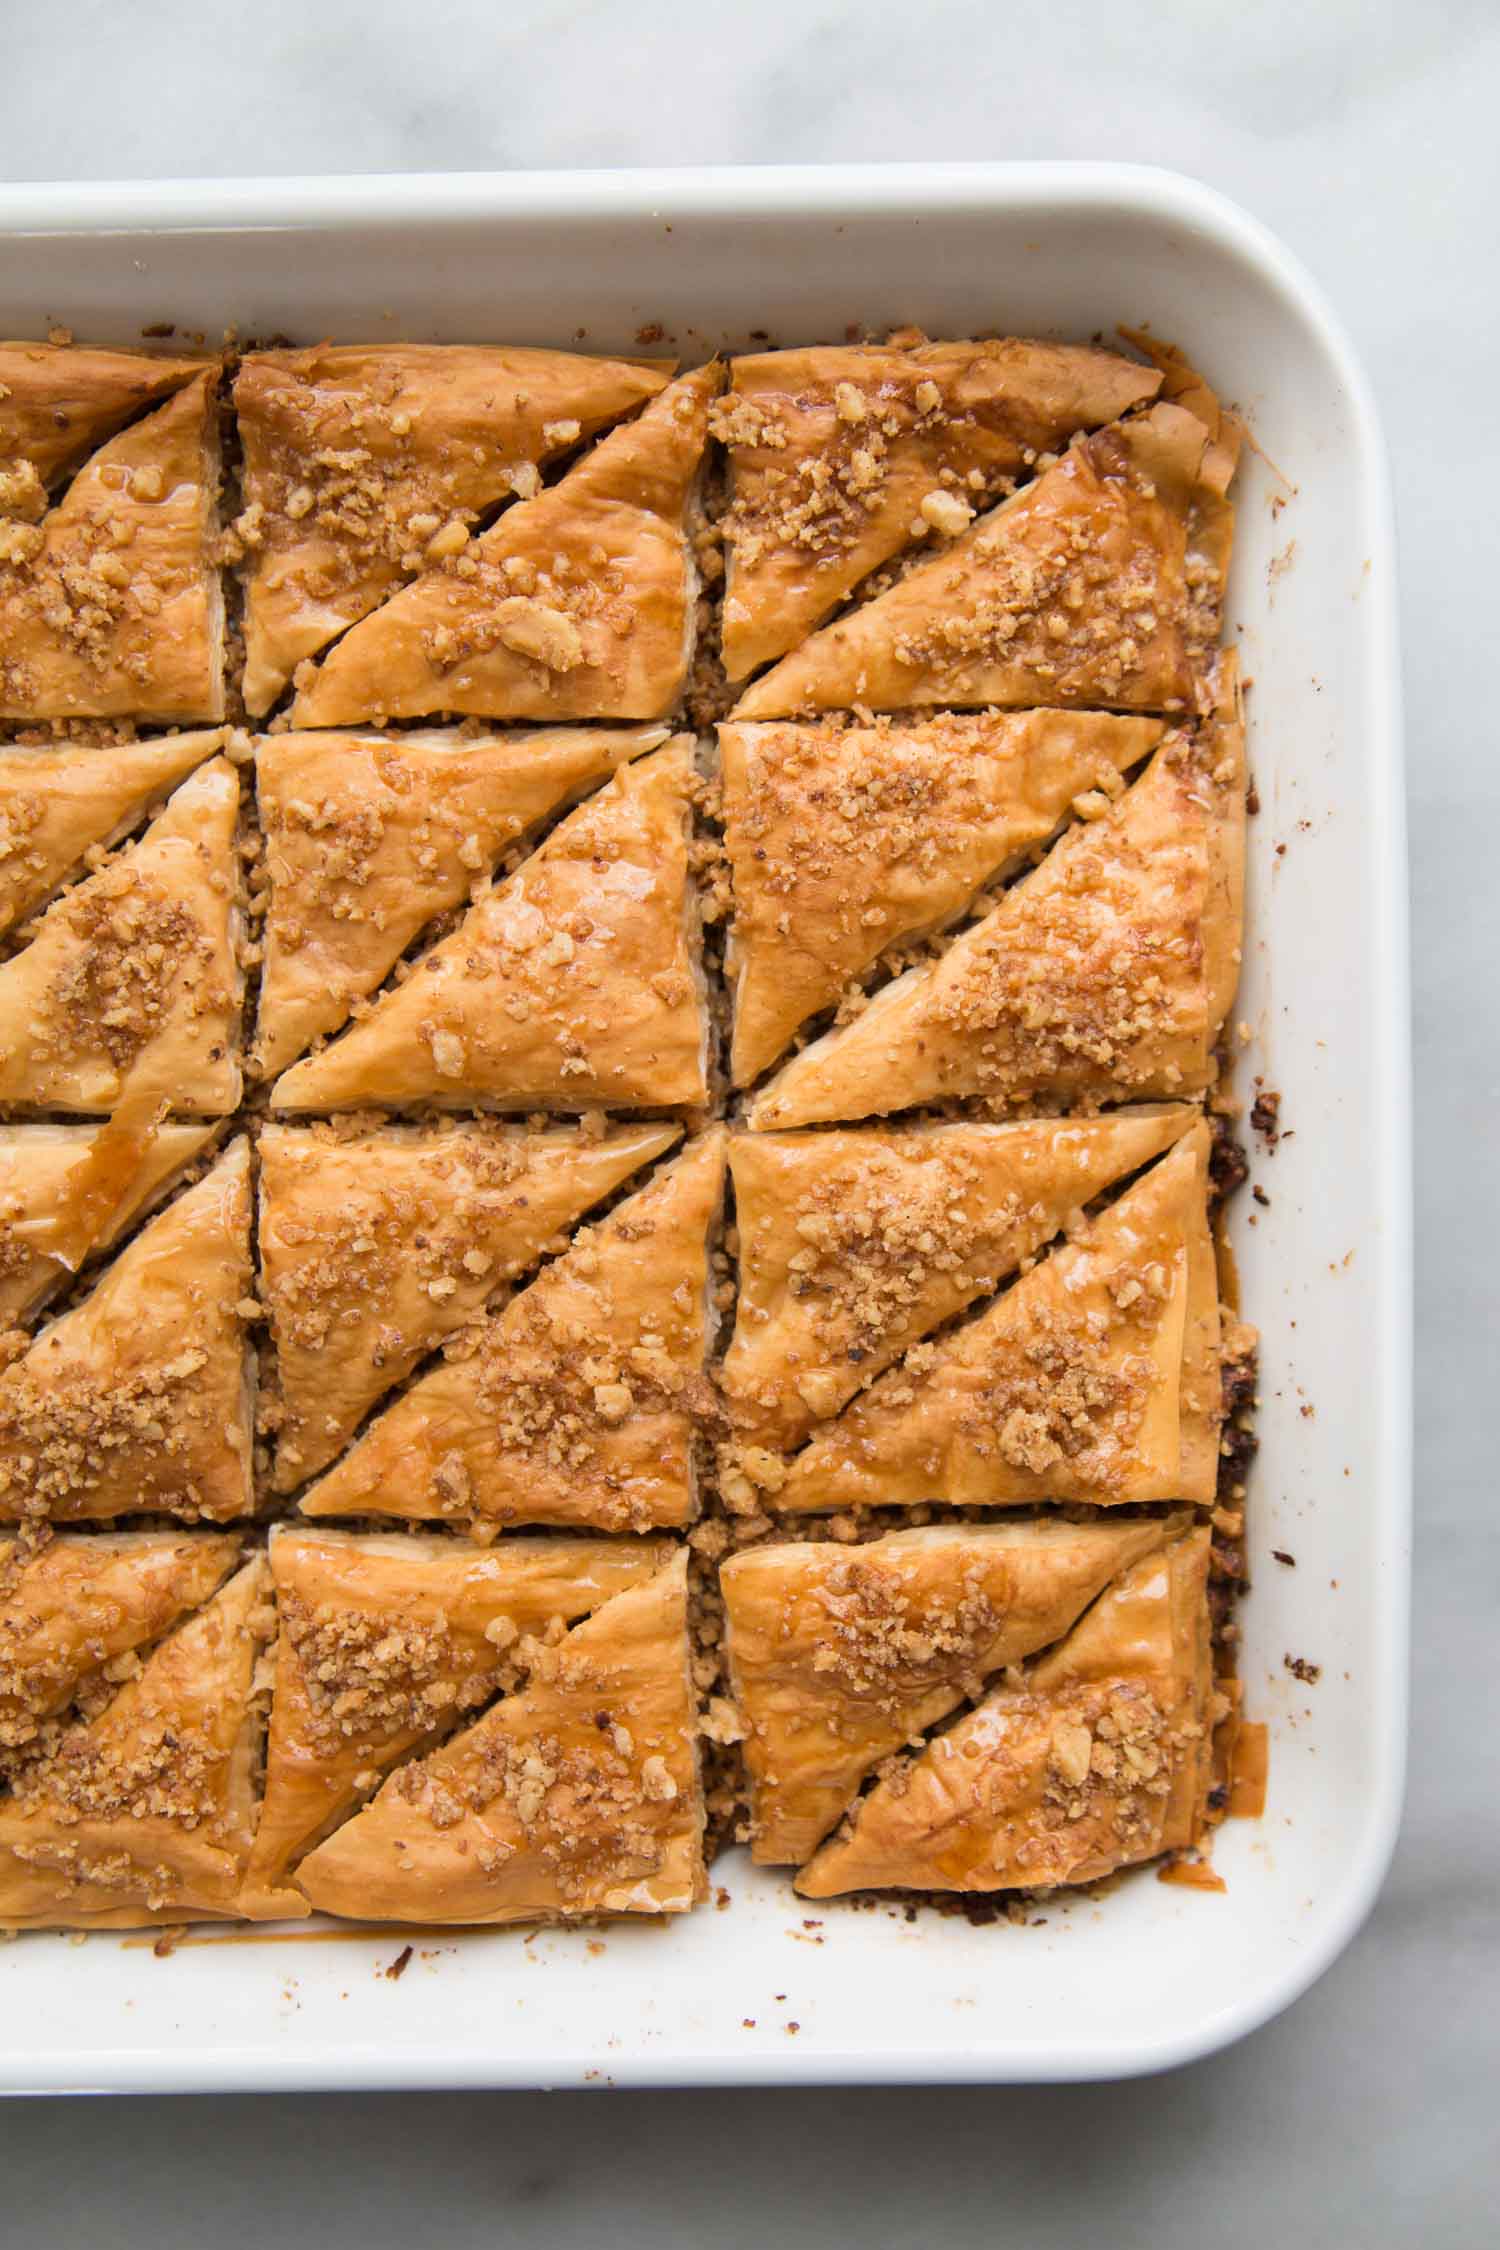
[0,326,1253,1929]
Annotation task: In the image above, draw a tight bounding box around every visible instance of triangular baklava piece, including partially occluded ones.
[270,738,706,1114]
[722,709,1164,1083]
[0,1140,256,1526]
[288,366,720,728]
[733,401,1233,720]
[0,339,209,491]
[0,372,225,723]
[253,722,666,1076]
[773,1127,1220,1513]
[0,728,224,938]
[0,1557,272,1928]
[260,1117,681,1487]
[0,756,243,1116]
[722,1511,1182,1863]
[233,343,672,711]
[0,1528,240,1776]
[243,1525,673,1914]
[295,1550,704,1924]
[722,1105,1196,1447]
[750,678,1245,1128]
[299,1129,724,1535]
[796,1526,1215,1896]
[717,335,1160,678]
[0,1120,217,1325]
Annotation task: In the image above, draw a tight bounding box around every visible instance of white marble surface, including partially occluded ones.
[0,2,1494,2241]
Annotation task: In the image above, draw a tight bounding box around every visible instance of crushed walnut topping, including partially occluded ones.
[962,1270,1166,1489]
[393,1694,684,1901]
[0,1343,228,1522]
[279,1591,504,1756]
[33,872,219,1074]
[415,544,631,680]
[263,1131,540,1357]
[731,712,1039,921]
[10,1711,224,1830]
[0,453,203,704]
[783,1157,985,1338]
[713,354,975,576]
[983,1676,1188,1872]
[802,1557,1003,1709]
[917,735,1218,1107]
[234,368,536,600]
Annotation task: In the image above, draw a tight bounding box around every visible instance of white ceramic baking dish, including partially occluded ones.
[0,162,1409,2092]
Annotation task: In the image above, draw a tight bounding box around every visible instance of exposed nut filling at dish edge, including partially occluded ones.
[0,326,1257,1932]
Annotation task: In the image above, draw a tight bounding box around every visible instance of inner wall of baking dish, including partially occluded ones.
[0,171,1405,2087]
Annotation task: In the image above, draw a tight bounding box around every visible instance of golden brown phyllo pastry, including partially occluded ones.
[0,756,244,1118]
[0,340,211,489]
[233,343,672,712]
[297,1129,725,1535]
[253,723,667,1077]
[0,1558,272,1928]
[0,728,224,938]
[243,1526,675,1915]
[715,336,1161,678]
[720,1105,1198,1449]
[757,1127,1221,1515]
[732,399,1234,721]
[0,324,1253,1935]
[258,1118,681,1487]
[288,366,719,728]
[794,1526,1217,1897]
[748,666,1244,1129]
[0,369,224,723]
[0,1142,256,1527]
[0,1528,241,1780]
[0,1120,217,1326]
[722,1511,1190,1865]
[721,708,1165,1085]
[294,1548,705,1925]
[269,738,708,1116]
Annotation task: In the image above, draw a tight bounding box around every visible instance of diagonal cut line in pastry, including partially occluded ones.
[732,400,1233,721]
[253,722,667,1077]
[233,343,673,712]
[749,670,1245,1129]
[0,1119,218,1326]
[298,1127,725,1536]
[0,1556,273,1929]
[295,1549,705,1925]
[0,756,244,1117]
[722,1104,1198,1449]
[0,339,210,493]
[721,1510,1185,1865]
[0,728,225,939]
[260,1117,682,1488]
[242,1525,675,1917]
[0,1527,241,1778]
[716,335,1161,679]
[0,372,225,724]
[0,1139,256,1527]
[769,1125,1221,1514]
[288,366,721,728]
[269,737,707,1115]
[721,708,1165,1084]
[796,1525,1215,1897]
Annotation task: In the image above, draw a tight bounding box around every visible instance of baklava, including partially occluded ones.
[0,326,1256,1934]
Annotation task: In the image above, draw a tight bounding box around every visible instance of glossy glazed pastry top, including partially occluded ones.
[0,326,1248,1932]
